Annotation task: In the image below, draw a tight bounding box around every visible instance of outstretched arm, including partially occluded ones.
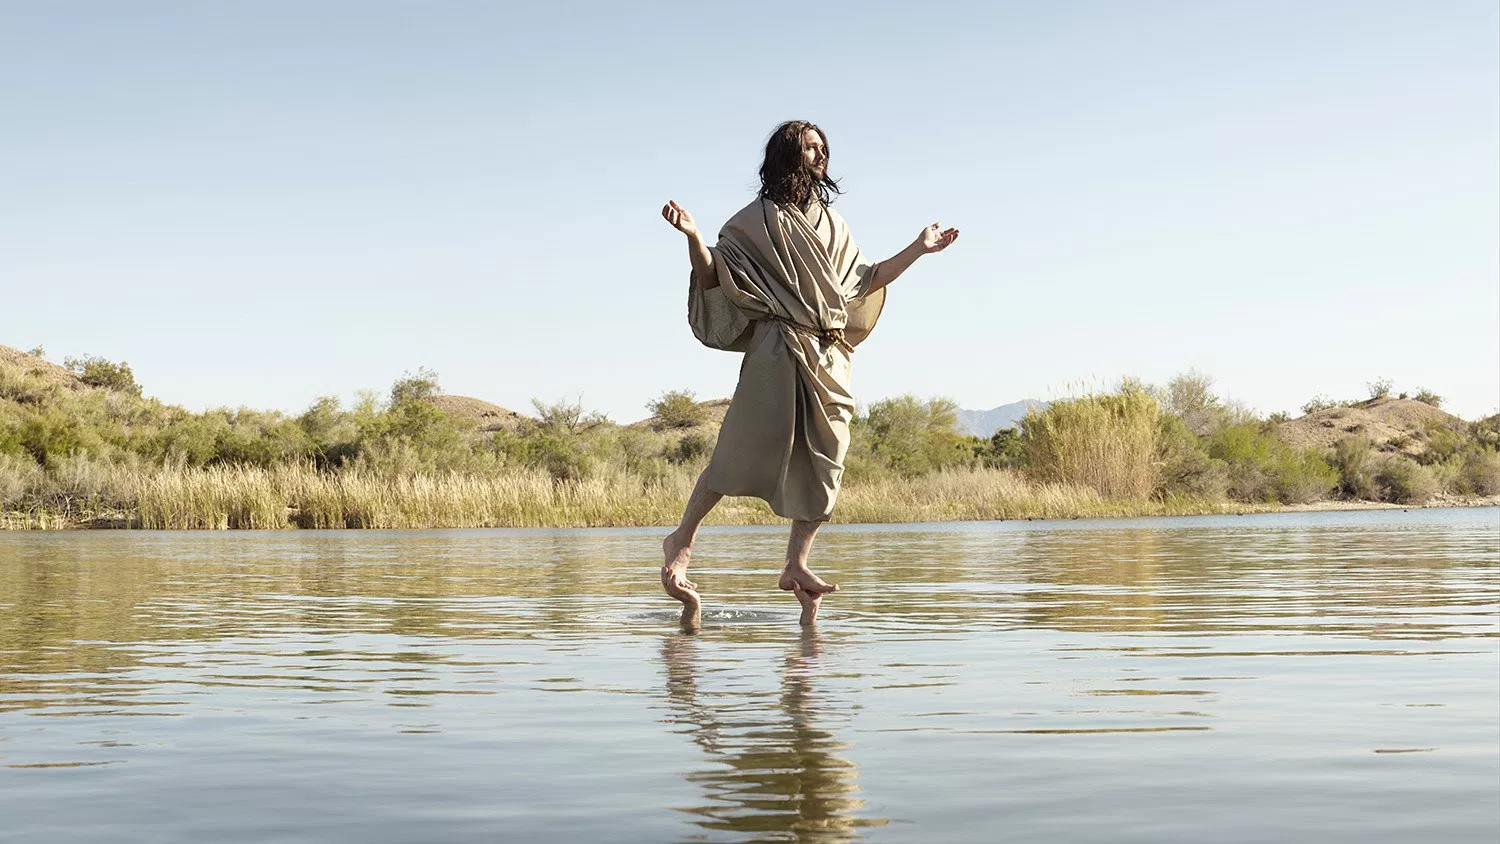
[865,222,959,295]
[662,200,718,290]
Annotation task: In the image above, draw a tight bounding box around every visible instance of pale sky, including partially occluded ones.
[3,0,1496,422]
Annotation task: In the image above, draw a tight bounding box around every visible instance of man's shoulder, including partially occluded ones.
[720,197,774,237]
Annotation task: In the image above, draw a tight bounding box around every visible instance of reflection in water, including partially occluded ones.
[0,510,1496,842]
[662,629,887,841]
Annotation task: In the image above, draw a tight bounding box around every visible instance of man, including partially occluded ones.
[660,120,959,620]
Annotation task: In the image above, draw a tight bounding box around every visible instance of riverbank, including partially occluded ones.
[2,463,1494,530]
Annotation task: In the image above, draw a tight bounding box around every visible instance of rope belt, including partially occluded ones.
[764,314,855,355]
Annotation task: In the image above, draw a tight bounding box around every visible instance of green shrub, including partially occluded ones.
[1155,413,1227,499]
[1375,456,1438,504]
[1302,395,1337,415]
[977,428,1027,469]
[1208,423,1337,504]
[1473,415,1500,450]
[390,367,440,406]
[531,398,607,434]
[647,390,706,430]
[1413,389,1442,408]
[670,432,712,465]
[1275,450,1341,504]
[1460,449,1500,496]
[63,355,141,396]
[1419,421,1469,465]
[1330,435,1378,499]
[1367,378,1393,400]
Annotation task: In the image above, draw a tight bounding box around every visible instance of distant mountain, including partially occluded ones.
[956,400,1048,438]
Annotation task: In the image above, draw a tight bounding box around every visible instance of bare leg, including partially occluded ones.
[662,467,722,600]
[777,519,838,594]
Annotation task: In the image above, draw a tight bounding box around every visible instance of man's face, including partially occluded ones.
[800,129,827,177]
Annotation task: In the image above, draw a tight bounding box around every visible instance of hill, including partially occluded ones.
[0,345,88,391]
[424,395,530,432]
[1275,397,1465,457]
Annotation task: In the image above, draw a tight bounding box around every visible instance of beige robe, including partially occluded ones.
[687,198,886,521]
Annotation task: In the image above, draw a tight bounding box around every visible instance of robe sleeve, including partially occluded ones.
[838,238,886,349]
[686,247,756,353]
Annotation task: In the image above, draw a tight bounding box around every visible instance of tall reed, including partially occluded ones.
[1021,389,1161,499]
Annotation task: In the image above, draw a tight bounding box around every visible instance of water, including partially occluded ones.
[1,509,1497,843]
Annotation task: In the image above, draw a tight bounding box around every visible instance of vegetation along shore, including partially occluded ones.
[1,344,1495,530]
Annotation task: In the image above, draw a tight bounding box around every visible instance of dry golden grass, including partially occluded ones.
[2,463,1255,531]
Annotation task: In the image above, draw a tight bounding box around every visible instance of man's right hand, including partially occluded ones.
[661,200,699,238]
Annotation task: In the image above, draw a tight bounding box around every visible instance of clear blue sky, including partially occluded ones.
[3,0,1496,421]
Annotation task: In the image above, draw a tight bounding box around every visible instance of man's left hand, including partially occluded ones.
[917,223,960,254]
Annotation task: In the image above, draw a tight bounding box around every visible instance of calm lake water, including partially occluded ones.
[1,509,1497,843]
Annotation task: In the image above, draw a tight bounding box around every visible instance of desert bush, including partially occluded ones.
[0,452,43,506]
[1208,423,1337,504]
[648,390,706,430]
[492,428,591,481]
[63,355,141,396]
[1472,414,1500,449]
[1413,389,1442,408]
[1302,395,1338,415]
[669,432,712,465]
[297,396,361,468]
[1275,450,1341,504]
[1156,413,1227,499]
[1367,378,1393,400]
[1460,449,1500,496]
[1417,420,1471,466]
[1329,435,1378,500]
[390,368,440,406]
[1023,388,1160,499]
[531,397,607,434]
[1161,369,1222,436]
[1374,456,1438,504]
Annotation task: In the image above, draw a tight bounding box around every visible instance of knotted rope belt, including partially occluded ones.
[763,314,855,355]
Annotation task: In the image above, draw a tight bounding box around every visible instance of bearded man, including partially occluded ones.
[659,120,959,620]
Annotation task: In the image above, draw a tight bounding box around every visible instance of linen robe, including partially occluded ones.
[687,198,886,521]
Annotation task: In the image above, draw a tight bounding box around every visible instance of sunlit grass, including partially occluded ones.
[1,462,1260,530]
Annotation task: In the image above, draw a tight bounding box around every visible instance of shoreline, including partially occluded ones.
[4,496,1495,532]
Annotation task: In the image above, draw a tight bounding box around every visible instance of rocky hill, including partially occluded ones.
[1275,397,1466,457]
[423,395,530,432]
[0,345,88,390]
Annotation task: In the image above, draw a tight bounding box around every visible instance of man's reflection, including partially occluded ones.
[660,602,888,841]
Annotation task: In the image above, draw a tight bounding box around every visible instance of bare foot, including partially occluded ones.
[675,586,702,633]
[662,532,698,594]
[778,564,837,594]
[792,584,821,626]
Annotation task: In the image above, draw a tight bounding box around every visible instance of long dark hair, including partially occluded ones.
[758,120,842,207]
